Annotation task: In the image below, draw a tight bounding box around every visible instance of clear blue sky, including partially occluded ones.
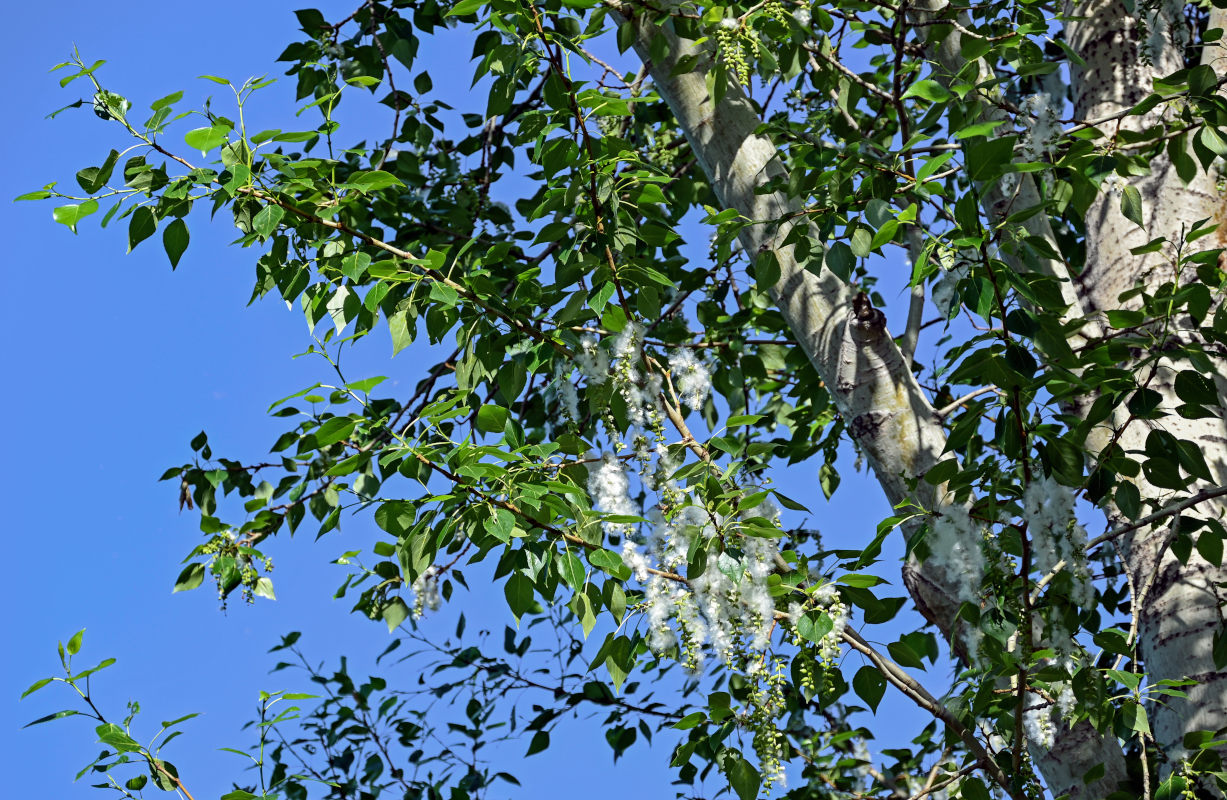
[2,4,927,799]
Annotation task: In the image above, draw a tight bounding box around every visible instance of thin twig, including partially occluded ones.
[900,225,926,362]
[936,386,999,418]
[840,628,1025,800]
[1087,484,1227,550]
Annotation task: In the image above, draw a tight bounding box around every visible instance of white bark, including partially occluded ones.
[617,1,1226,794]
[616,5,1127,797]
[617,7,949,514]
[1066,1,1227,773]
[908,8,1132,794]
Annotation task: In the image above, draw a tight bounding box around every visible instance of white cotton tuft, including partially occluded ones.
[926,506,985,606]
[621,539,650,582]
[613,321,643,361]
[411,566,442,618]
[554,364,580,422]
[587,453,639,536]
[1139,0,1190,63]
[576,333,610,384]
[1023,694,1055,749]
[1019,92,1061,162]
[670,348,713,411]
[1023,474,1094,610]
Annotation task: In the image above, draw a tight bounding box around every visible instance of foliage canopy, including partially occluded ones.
[19,0,1227,799]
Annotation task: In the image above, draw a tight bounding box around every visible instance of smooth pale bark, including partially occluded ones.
[909,6,1129,795]
[616,0,1225,795]
[1065,2,1227,772]
[612,16,1008,661]
[616,8,949,512]
[920,0,1227,786]
[613,4,1125,797]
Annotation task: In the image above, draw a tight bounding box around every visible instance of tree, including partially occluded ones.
[18,0,1227,798]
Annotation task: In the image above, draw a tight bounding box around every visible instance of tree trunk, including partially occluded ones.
[1066,1,1227,771]
[616,4,1128,796]
[619,0,1225,794]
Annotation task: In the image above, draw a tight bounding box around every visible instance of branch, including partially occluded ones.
[235,186,568,355]
[935,386,999,418]
[407,449,687,583]
[840,628,1026,800]
[900,224,926,363]
[1087,484,1227,551]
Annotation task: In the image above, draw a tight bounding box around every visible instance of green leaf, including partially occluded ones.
[819,463,840,499]
[430,282,459,307]
[24,709,80,727]
[916,151,955,182]
[839,573,886,588]
[505,572,534,620]
[476,404,509,434]
[1130,237,1166,255]
[796,611,833,644]
[448,0,484,15]
[672,711,707,730]
[349,170,404,193]
[1106,309,1145,328]
[901,79,952,103]
[382,597,410,632]
[1121,701,1151,734]
[572,591,597,637]
[588,548,631,579]
[1120,184,1144,227]
[254,577,276,600]
[150,90,183,111]
[184,124,231,154]
[273,130,319,143]
[342,252,371,282]
[69,658,116,682]
[1196,529,1223,566]
[954,120,1005,139]
[1199,126,1227,157]
[1116,481,1141,520]
[966,136,1017,182]
[526,730,550,755]
[75,149,119,193]
[173,563,205,593]
[128,206,157,252]
[724,756,760,800]
[825,241,855,280]
[961,777,991,800]
[558,551,586,589]
[389,309,414,355]
[346,376,387,394]
[850,226,873,257]
[1157,775,1189,800]
[52,199,99,233]
[163,218,189,269]
[1175,371,1218,405]
[887,640,925,669]
[20,677,55,699]
[924,459,959,485]
[96,722,140,752]
[853,665,886,711]
[66,629,84,656]
[253,203,285,238]
[314,417,357,447]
